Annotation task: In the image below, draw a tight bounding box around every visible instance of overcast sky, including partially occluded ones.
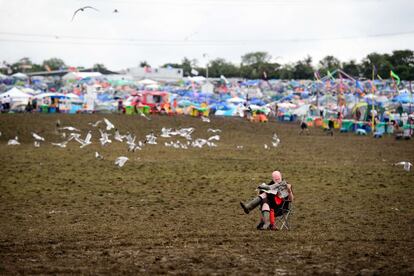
[1,0,413,71]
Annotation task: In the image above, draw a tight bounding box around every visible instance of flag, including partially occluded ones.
[339,72,344,94]
[327,70,335,80]
[377,74,383,80]
[368,80,377,92]
[191,68,199,76]
[372,65,377,80]
[262,71,268,81]
[44,64,51,72]
[390,70,400,85]
[314,71,321,81]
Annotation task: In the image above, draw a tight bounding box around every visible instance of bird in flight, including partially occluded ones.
[113,9,119,13]
[71,6,99,21]
[394,161,413,172]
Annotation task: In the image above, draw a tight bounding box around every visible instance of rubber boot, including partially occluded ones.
[260,211,271,230]
[240,196,261,214]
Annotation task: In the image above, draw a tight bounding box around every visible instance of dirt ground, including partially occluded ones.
[0,113,413,275]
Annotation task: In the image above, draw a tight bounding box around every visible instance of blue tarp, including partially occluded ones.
[392,93,414,104]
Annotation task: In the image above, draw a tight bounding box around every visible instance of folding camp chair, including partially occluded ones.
[274,200,294,230]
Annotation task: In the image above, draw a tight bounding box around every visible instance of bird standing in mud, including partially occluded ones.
[71,6,99,21]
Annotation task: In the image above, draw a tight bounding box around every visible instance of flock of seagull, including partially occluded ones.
[2,117,412,171]
[2,117,282,168]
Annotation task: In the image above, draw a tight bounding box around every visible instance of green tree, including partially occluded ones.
[241,51,271,65]
[292,56,314,79]
[207,58,239,78]
[388,50,414,80]
[342,60,361,78]
[92,63,107,71]
[318,55,341,73]
[278,64,294,80]
[43,58,66,71]
[139,61,150,67]
[360,53,391,79]
[180,57,198,76]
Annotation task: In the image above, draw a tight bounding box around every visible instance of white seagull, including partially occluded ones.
[60,126,80,132]
[104,118,115,131]
[89,120,102,127]
[272,133,280,147]
[95,152,104,160]
[32,132,45,141]
[51,141,68,148]
[114,130,125,142]
[139,112,151,120]
[99,129,112,146]
[7,136,20,146]
[207,128,221,133]
[74,131,92,148]
[394,161,413,172]
[115,156,129,167]
[201,116,210,123]
[208,135,220,141]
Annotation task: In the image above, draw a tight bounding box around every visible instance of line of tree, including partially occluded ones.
[3,49,413,80]
[164,50,413,81]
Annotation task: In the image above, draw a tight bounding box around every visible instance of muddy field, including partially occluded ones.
[0,113,413,275]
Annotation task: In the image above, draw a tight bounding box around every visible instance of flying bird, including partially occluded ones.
[115,156,129,167]
[394,161,413,172]
[51,141,68,148]
[88,120,102,127]
[71,6,99,21]
[139,112,151,120]
[32,132,45,141]
[104,118,115,131]
[113,9,119,13]
[60,126,80,132]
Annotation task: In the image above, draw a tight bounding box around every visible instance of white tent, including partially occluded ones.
[227,97,246,104]
[137,78,158,85]
[187,76,206,83]
[1,87,31,101]
[12,72,28,80]
[34,92,67,99]
[62,72,102,81]
[292,104,311,116]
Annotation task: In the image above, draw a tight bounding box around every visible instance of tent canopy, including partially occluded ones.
[62,72,102,81]
[12,72,28,80]
[138,79,158,85]
[1,87,32,101]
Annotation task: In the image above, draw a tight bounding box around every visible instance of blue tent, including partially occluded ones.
[249,98,266,106]
[392,93,414,104]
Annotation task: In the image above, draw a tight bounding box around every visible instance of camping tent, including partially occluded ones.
[12,72,28,80]
[1,87,32,102]
[137,79,158,85]
[62,72,102,81]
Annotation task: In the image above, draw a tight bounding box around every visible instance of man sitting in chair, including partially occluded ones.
[240,171,294,230]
